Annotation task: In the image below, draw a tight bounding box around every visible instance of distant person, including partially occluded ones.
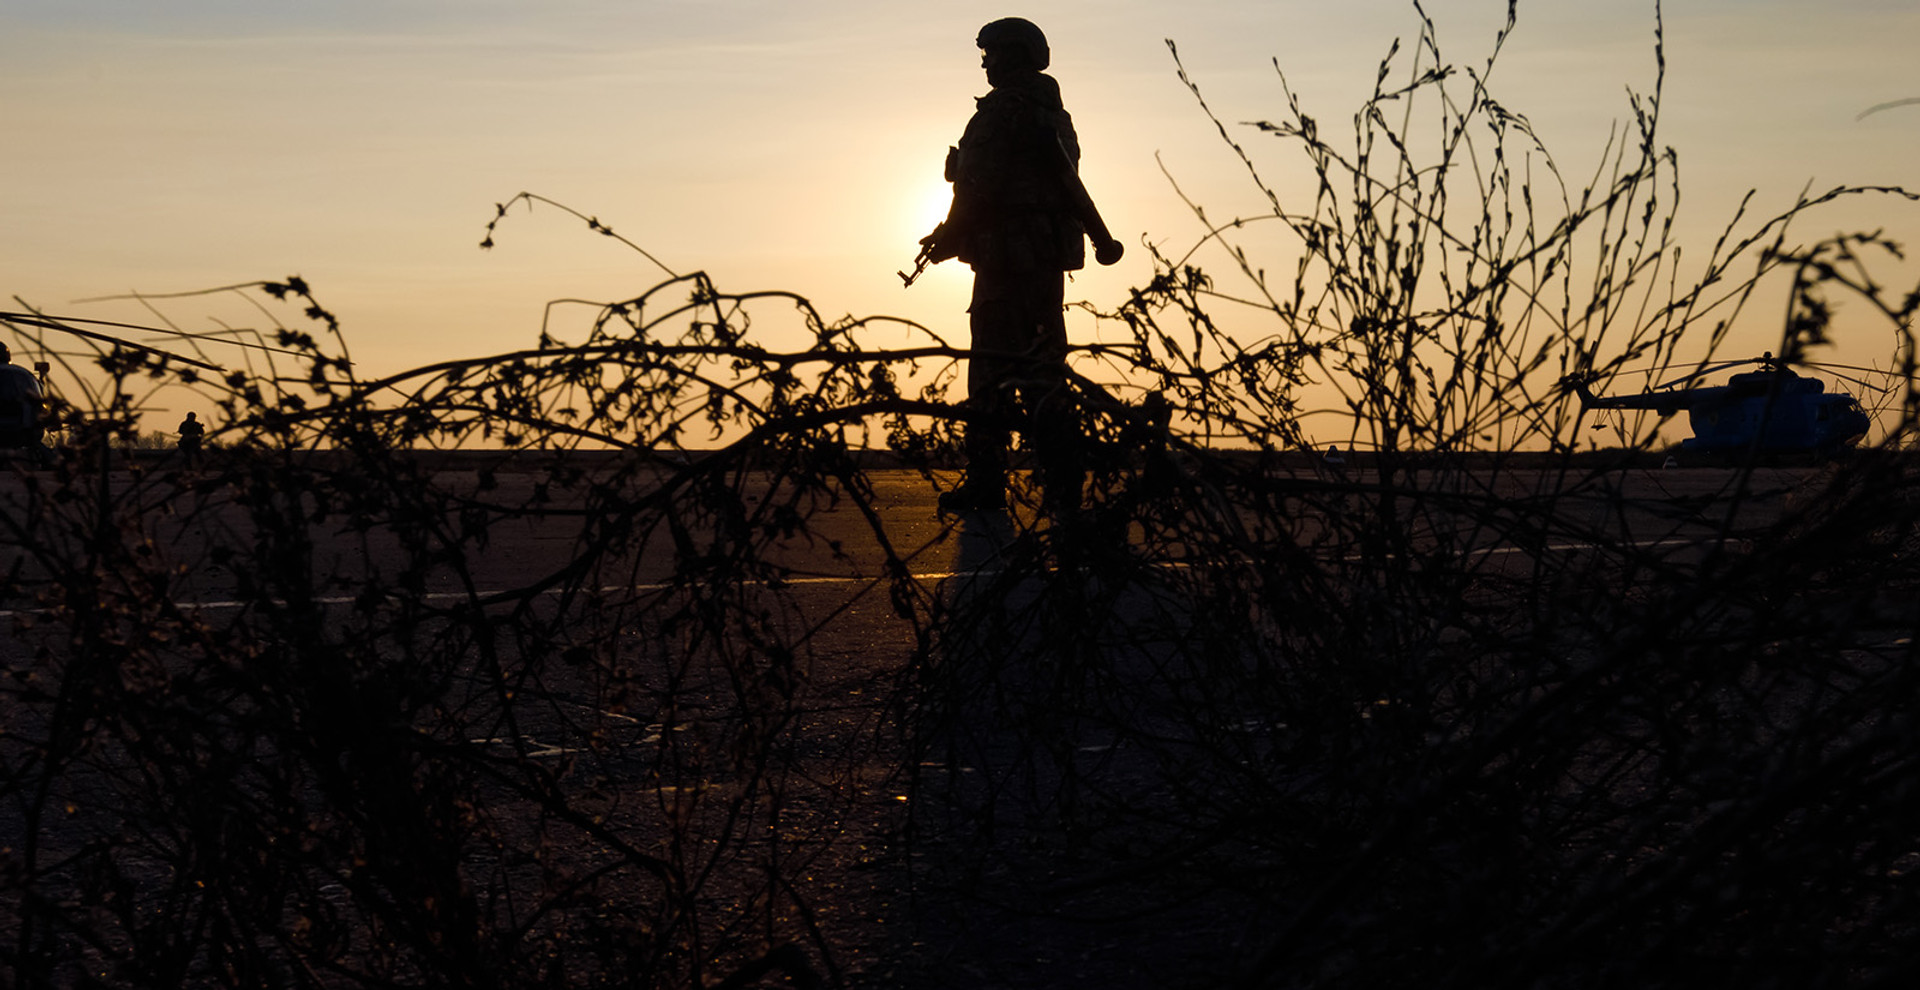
[0,342,46,456]
[913,17,1124,514]
[176,411,205,461]
[1318,443,1346,479]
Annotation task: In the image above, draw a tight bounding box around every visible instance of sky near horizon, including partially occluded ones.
[4,1,1918,435]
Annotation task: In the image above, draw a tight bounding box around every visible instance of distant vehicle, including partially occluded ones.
[1568,353,1874,457]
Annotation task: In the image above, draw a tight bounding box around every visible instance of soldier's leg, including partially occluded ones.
[1015,274,1083,512]
[952,270,1023,507]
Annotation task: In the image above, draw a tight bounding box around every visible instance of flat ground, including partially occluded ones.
[26,463,1820,624]
[0,462,1863,987]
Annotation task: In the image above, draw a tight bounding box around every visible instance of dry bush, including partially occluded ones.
[4,3,1920,988]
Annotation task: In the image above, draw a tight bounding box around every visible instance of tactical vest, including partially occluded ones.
[949,72,1087,273]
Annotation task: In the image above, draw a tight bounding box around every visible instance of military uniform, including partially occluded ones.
[936,22,1095,512]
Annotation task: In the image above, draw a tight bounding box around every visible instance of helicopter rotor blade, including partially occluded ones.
[0,311,226,373]
[1793,359,1920,387]
[1652,357,1765,390]
[1795,360,1895,376]
[1810,369,1893,393]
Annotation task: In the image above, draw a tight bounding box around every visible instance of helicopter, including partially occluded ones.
[0,343,47,461]
[1567,353,1876,457]
[0,307,232,463]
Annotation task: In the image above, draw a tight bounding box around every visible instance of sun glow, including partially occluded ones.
[906,176,954,244]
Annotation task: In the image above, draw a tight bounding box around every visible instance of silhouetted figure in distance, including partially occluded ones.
[915,17,1124,514]
[176,411,205,462]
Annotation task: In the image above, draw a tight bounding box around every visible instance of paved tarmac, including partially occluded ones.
[0,463,1831,619]
[0,459,1861,988]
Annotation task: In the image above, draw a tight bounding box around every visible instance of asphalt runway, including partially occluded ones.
[0,460,1868,987]
[0,463,1829,622]
[87,459,1840,741]
[0,455,1838,815]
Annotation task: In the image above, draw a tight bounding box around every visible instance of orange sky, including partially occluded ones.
[4,1,1917,442]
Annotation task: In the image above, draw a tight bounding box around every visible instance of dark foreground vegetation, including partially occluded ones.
[6,4,1920,987]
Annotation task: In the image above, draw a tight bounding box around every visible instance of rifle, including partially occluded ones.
[898,250,932,288]
[900,209,968,288]
[898,223,944,288]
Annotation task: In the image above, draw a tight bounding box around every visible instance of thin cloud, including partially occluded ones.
[1857,97,1920,121]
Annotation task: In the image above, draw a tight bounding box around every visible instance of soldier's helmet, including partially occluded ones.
[976,17,1048,71]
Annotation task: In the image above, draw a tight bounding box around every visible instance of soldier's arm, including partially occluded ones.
[901,147,973,286]
[1052,135,1123,266]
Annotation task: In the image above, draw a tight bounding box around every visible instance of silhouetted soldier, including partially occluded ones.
[911,17,1123,514]
[176,411,205,462]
